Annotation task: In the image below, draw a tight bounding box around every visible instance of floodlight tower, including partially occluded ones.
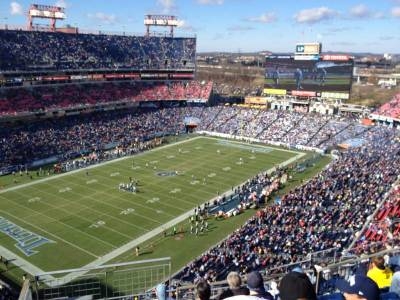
[28,4,66,31]
[144,15,178,37]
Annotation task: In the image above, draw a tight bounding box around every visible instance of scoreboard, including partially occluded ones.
[264,43,353,100]
[264,55,353,100]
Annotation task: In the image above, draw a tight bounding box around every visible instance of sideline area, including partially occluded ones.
[0,136,307,286]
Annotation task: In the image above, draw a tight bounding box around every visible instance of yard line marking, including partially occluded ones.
[52,177,166,227]
[0,136,206,195]
[0,191,119,249]
[80,173,190,213]
[20,184,147,238]
[0,209,98,258]
[54,151,307,286]
[0,136,307,287]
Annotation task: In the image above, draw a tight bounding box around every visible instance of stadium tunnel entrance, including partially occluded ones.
[184,117,200,133]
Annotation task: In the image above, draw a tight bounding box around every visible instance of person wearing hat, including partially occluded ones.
[278,271,317,300]
[336,275,380,300]
[367,256,393,290]
[246,271,273,300]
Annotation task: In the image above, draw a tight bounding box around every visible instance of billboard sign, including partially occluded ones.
[245,96,269,104]
[295,43,321,55]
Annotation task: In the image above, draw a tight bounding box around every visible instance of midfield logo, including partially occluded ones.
[0,216,55,256]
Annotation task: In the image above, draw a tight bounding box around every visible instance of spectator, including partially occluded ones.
[241,271,273,300]
[195,279,211,300]
[367,256,393,290]
[156,283,171,300]
[278,271,316,300]
[217,272,249,300]
[390,270,400,297]
[336,275,380,300]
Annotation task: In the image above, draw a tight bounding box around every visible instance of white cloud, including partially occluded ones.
[55,0,67,8]
[197,0,224,5]
[294,7,337,24]
[10,1,23,15]
[87,12,117,24]
[350,4,370,18]
[247,12,277,23]
[157,0,176,13]
[392,6,400,17]
[349,4,384,19]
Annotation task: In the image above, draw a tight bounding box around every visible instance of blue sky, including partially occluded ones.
[1,0,400,53]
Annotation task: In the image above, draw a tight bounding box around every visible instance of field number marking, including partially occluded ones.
[59,187,72,193]
[28,197,41,203]
[89,220,105,229]
[120,208,135,215]
[146,197,160,204]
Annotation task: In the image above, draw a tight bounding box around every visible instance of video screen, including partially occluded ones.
[265,56,353,93]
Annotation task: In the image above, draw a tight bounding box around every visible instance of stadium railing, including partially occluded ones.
[172,247,400,299]
[29,257,171,300]
[17,246,400,299]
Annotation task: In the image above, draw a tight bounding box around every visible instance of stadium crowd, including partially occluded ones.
[353,183,400,249]
[0,81,213,115]
[374,93,400,120]
[1,105,400,299]
[1,25,400,300]
[0,105,385,171]
[0,30,196,71]
[0,108,186,169]
[174,125,400,283]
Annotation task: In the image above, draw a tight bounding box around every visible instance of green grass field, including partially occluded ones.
[0,136,303,276]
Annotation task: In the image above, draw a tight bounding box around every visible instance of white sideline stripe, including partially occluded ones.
[0,137,202,282]
[0,245,54,282]
[0,209,99,258]
[0,137,306,287]
[0,136,203,195]
[49,151,306,287]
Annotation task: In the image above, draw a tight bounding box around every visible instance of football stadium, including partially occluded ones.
[0,2,400,300]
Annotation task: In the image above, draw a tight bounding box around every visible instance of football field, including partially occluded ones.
[0,136,303,277]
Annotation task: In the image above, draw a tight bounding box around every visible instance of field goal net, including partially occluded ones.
[30,257,171,300]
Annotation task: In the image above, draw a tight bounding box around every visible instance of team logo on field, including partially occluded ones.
[0,216,55,256]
